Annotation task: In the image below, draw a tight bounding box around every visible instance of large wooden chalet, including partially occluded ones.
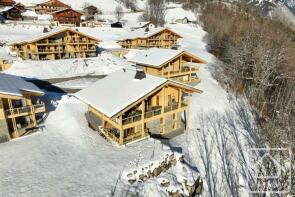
[76,69,202,145]
[52,8,82,26]
[129,48,207,83]
[0,73,46,142]
[35,0,70,14]
[10,27,100,60]
[118,27,183,49]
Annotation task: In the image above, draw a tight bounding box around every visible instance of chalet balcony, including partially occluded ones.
[37,48,64,53]
[123,131,145,144]
[34,103,46,113]
[122,102,188,126]
[99,127,145,145]
[5,103,46,118]
[100,127,120,144]
[163,64,200,76]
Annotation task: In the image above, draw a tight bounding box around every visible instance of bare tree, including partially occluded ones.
[142,0,166,27]
[115,5,124,22]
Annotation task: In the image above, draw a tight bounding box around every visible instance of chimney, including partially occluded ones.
[134,67,146,80]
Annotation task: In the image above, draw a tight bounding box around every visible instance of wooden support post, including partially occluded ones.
[8,99,18,138]
[141,100,145,137]
[179,55,182,72]
[119,115,124,145]
[168,63,171,79]
[185,94,191,132]
[173,113,178,130]
[26,96,36,127]
[160,87,166,135]
[178,89,182,109]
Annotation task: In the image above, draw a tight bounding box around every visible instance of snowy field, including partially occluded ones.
[0,2,260,196]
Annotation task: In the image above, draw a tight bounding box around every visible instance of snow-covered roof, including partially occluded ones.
[130,48,183,68]
[0,73,44,97]
[10,27,99,44]
[119,27,182,40]
[0,6,13,12]
[76,69,167,117]
[21,10,38,17]
[131,21,153,29]
[51,8,82,15]
[76,68,201,118]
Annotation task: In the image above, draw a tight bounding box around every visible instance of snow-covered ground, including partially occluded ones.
[0,2,260,196]
[0,95,176,196]
[3,53,130,79]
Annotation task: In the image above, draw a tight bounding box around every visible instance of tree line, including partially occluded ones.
[199,2,295,152]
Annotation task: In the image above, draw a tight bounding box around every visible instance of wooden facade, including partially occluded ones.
[85,80,201,145]
[11,28,99,60]
[131,51,207,84]
[0,57,13,71]
[35,0,70,14]
[0,90,45,140]
[118,28,182,49]
[0,0,15,6]
[52,8,82,26]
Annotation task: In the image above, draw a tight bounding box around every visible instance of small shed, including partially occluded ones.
[111,21,123,28]
[175,17,192,24]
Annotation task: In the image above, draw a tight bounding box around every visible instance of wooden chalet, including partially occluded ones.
[130,21,155,30]
[175,17,192,24]
[0,0,15,6]
[83,5,100,20]
[129,48,207,84]
[35,0,70,14]
[2,6,22,20]
[0,73,46,142]
[10,27,100,60]
[52,8,82,26]
[118,27,182,49]
[76,69,202,145]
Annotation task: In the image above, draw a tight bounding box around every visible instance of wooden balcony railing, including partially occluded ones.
[122,102,187,126]
[123,132,144,144]
[144,108,161,118]
[122,113,141,125]
[163,66,199,76]
[34,103,46,113]
[101,128,120,143]
[164,103,179,113]
[5,105,31,117]
[5,103,45,117]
